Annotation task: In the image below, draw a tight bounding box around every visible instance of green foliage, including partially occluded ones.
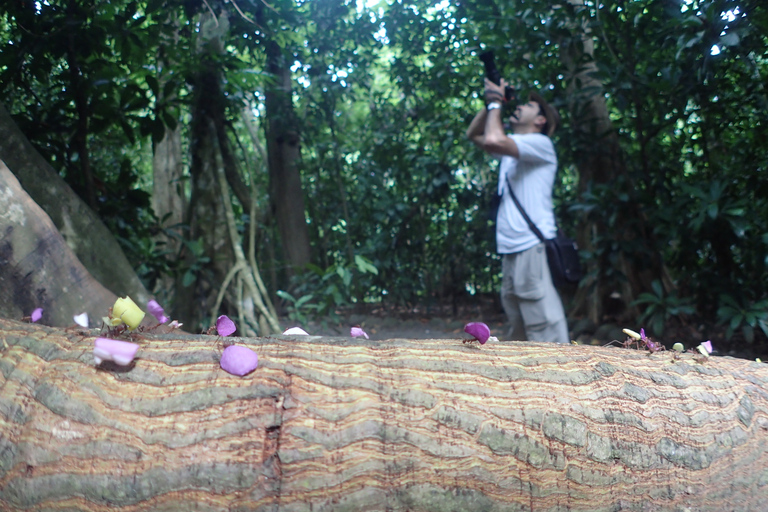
[717,295,768,344]
[631,281,696,337]
[0,0,187,298]
[278,255,380,325]
[2,0,767,348]
[295,0,506,307]
[275,290,318,327]
[558,0,768,341]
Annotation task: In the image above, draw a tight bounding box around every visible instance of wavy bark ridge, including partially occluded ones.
[0,319,766,511]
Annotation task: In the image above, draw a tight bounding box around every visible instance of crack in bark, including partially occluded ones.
[264,372,290,510]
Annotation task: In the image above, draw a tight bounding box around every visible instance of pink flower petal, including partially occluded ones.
[31,308,43,323]
[216,315,237,336]
[350,327,369,339]
[283,327,309,335]
[220,345,259,376]
[147,300,169,324]
[701,340,713,354]
[93,338,140,366]
[464,322,491,344]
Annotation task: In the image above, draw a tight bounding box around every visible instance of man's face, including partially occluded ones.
[509,100,545,127]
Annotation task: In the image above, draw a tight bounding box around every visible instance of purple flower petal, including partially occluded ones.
[464,322,491,344]
[93,338,140,366]
[220,345,259,376]
[147,300,169,324]
[216,315,237,336]
[640,328,647,340]
[701,340,713,354]
[283,327,309,335]
[31,308,43,323]
[351,327,369,339]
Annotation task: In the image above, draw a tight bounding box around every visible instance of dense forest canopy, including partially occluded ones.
[0,0,766,351]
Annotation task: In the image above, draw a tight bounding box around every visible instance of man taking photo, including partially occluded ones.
[467,77,569,344]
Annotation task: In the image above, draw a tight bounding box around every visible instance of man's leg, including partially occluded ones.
[507,244,569,344]
[522,288,569,344]
[500,254,526,340]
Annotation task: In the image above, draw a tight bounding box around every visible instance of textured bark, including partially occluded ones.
[0,104,150,307]
[151,124,186,299]
[0,319,767,511]
[0,161,117,326]
[152,126,186,235]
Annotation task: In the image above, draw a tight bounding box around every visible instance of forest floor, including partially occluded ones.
[281,297,768,362]
[282,298,506,342]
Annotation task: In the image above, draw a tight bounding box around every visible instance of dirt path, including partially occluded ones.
[280,302,508,341]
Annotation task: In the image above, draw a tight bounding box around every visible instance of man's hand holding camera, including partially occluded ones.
[484,77,509,106]
[466,77,520,159]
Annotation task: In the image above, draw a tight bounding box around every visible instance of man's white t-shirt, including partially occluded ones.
[495,132,557,254]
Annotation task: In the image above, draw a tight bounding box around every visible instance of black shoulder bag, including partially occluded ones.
[504,183,583,288]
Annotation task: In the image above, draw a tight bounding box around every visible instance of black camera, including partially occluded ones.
[479,51,516,103]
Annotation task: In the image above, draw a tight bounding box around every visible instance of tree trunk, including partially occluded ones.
[559,9,625,326]
[0,161,117,326]
[0,103,150,307]
[264,39,312,273]
[1,318,766,511]
[173,11,236,331]
[174,110,233,329]
[152,121,186,238]
[559,2,668,325]
[152,10,187,260]
[152,119,186,298]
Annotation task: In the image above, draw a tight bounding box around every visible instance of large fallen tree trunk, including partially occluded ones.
[0,319,766,511]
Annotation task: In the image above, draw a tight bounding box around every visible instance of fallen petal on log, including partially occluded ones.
[93,337,140,366]
[220,345,259,376]
[283,327,309,335]
[73,312,90,328]
[464,322,491,344]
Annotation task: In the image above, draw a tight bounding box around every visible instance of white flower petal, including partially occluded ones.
[74,313,89,328]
